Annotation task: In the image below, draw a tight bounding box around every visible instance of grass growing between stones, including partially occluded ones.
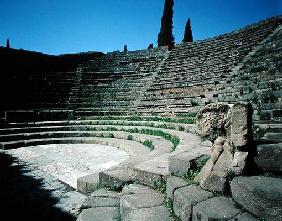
[182,155,210,184]
[156,177,182,221]
[142,139,155,150]
[74,125,181,150]
[182,170,199,184]
[123,128,180,151]
[81,115,195,124]
[154,176,166,194]
[164,198,181,221]
[74,119,192,132]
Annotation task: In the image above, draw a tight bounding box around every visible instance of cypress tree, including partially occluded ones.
[183,18,193,43]
[158,0,175,49]
[123,45,128,52]
[6,38,10,49]
[147,43,154,49]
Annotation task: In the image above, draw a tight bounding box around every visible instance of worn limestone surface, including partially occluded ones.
[77,207,120,221]
[120,184,171,221]
[166,176,189,199]
[231,176,282,220]
[173,185,213,221]
[81,189,120,209]
[6,144,129,188]
[192,196,242,220]
[4,144,129,217]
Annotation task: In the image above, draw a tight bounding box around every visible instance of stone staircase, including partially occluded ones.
[138,16,282,115]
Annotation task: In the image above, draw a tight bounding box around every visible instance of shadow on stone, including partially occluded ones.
[0,152,75,221]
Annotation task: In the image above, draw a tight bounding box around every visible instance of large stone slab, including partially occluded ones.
[168,152,205,176]
[123,205,172,221]
[77,173,99,194]
[192,196,241,220]
[81,189,120,209]
[99,167,131,190]
[231,176,282,220]
[77,207,120,221]
[128,154,170,187]
[122,183,157,195]
[173,185,213,221]
[120,184,166,220]
[255,143,282,172]
[166,176,188,199]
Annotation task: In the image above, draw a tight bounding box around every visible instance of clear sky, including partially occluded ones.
[0,0,281,55]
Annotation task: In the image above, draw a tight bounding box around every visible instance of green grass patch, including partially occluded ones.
[142,139,155,150]
[82,115,195,124]
[165,198,181,221]
[155,177,166,194]
[123,128,180,151]
[127,134,133,140]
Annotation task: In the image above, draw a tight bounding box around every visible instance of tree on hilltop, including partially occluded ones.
[6,38,10,49]
[183,18,193,43]
[124,45,128,52]
[158,0,175,49]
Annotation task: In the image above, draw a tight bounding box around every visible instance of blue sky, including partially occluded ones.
[0,0,281,55]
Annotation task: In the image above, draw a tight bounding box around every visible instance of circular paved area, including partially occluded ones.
[6,144,129,188]
[2,144,129,218]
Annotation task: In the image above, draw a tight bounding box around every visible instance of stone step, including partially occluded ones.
[1,137,98,149]
[166,176,189,199]
[120,184,171,221]
[99,167,132,190]
[77,207,120,221]
[231,176,282,220]
[192,196,242,220]
[173,184,213,220]
[260,132,282,144]
[81,188,120,209]
[77,173,100,194]
[168,151,209,176]
[255,143,282,173]
[128,153,170,188]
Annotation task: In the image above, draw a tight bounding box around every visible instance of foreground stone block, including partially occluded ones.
[129,154,170,187]
[231,176,282,220]
[123,206,172,221]
[120,184,166,220]
[122,183,157,195]
[173,185,213,221]
[81,189,120,209]
[166,176,188,199]
[99,167,131,190]
[168,152,205,176]
[77,207,120,221]
[255,143,282,172]
[77,173,99,194]
[192,196,241,220]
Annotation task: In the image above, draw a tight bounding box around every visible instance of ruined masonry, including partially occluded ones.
[0,16,282,221]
